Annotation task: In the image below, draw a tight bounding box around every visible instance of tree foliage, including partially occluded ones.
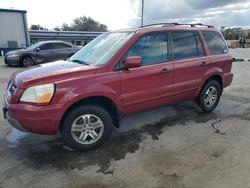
[54,16,108,32]
[222,27,245,40]
[30,24,48,31]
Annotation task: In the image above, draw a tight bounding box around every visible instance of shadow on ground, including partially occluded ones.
[4,101,220,174]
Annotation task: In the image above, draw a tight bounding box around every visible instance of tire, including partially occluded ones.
[197,80,221,113]
[61,105,113,151]
[22,56,35,67]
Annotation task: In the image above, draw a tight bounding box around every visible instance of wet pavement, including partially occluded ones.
[0,49,250,188]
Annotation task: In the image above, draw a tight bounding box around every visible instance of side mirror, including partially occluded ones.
[124,56,142,69]
[35,47,40,52]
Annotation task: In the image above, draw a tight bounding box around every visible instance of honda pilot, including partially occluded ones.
[3,23,233,150]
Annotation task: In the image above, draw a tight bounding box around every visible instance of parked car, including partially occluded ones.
[4,40,81,67]
[3,23,233,151]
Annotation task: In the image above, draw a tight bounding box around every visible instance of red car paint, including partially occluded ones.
[3,26,233,134]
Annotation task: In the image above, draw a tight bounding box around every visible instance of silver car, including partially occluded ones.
[4,40,81,67]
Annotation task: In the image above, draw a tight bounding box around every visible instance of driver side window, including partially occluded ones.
[39,43,54,50]
[126,32,169,66]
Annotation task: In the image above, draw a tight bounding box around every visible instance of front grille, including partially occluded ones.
[7,83,17,99]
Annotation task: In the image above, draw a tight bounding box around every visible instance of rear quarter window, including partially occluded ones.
[202,31,228,55]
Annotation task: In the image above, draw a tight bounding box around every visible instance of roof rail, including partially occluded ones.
[141,23,214,28]
[185,23,214,28]
[140,23,179,27]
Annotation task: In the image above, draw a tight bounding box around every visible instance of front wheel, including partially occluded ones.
[61,105,113,151]
[197,80,221,113]
[22,56,35,67]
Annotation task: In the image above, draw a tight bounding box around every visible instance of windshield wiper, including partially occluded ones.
[70,59,89,66]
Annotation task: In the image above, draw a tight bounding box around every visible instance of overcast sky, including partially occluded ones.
[1,0,250,30]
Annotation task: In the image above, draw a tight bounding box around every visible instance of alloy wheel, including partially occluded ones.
[204,86,218,108]
[22,57,34,67]
[71,114,104,145]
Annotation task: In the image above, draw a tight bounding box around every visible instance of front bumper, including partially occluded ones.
[3,98,64,135]
[3,107,27,132]
[4,56,20,66]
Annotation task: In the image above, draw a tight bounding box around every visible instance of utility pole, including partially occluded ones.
[141,0,144,27]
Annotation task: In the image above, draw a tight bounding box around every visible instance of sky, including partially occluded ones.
[1,0,250,30]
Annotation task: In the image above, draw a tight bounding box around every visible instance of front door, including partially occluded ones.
[120,32,173,114]
[36,43,55,63]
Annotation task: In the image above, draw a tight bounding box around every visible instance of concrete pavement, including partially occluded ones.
[0,49,250,188]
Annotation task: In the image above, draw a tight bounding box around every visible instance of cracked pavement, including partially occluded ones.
[0,49,250,188]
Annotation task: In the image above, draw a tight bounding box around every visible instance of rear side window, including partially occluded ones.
[171,31,204,60]
[202,31,228,55]
[53,43,72,49]
[126,32,168,66]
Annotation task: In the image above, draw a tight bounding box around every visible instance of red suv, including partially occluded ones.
[3,23,233,150]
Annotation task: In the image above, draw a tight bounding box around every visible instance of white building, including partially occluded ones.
[0,8,30,55]
[0,8,102,56]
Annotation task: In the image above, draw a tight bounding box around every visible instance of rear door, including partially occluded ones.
[52,43,73,60]
[120,32,174,113]
[170,31,209,99]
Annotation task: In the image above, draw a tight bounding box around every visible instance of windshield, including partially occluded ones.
[69,32,134,66]
[26,42,43,50]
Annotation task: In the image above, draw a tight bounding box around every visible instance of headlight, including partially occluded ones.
[20,84,55,104]
[7,54,19,58]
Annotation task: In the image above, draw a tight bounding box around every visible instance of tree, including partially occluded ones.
[30,24,48,31]
[54,23,74,31]
[53,26,61,31]
[62,23,75,31]
[54,16,108,32]
[222,27,244,40]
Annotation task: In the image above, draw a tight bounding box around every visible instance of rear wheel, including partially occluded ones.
[197,80,221,113]
[61,105,113,151]
[22,56,35,67]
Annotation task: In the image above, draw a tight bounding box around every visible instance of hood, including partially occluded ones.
[12,60,99,88]
[6,49,28,55]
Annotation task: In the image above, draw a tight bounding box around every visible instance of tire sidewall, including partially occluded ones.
[199,80,221,113]
[61,105,113,151]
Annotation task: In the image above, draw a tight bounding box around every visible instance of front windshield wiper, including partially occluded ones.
[70,59,89,66]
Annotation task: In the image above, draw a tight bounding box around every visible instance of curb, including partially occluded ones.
[233,58,250,62]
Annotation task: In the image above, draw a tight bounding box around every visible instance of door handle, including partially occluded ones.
[161,68,172,74]
[200,62,208,67]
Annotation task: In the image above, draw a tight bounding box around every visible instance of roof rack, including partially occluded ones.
[188,23,214,28]
[140,23,179,27]
[141,23,214,28]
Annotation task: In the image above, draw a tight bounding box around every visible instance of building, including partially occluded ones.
[0,8,30,55]
[29,30,102,46]
[0,8,103,56]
